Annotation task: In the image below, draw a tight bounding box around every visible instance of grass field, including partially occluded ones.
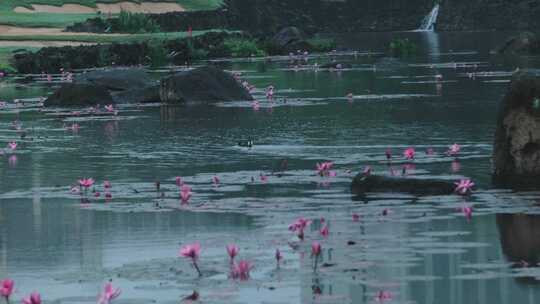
[0,0,223,28]
[0,29,227,44]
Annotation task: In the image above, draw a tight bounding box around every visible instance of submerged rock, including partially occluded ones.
[351,174,455,196]
[159,66,253,104]
[493,70,540,187]
[496,32,540,54]
[44,83,113,106]
[45,68,159,106]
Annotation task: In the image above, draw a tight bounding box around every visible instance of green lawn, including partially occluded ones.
[0,0,223,28]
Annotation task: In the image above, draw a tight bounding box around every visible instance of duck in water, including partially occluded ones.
[238,139,253,148]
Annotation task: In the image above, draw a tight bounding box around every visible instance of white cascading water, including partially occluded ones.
[417,4,439,31]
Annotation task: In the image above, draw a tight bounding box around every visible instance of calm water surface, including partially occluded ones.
[1,31,540,303]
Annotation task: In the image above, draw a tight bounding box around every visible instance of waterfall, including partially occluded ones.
[417,4,439,31]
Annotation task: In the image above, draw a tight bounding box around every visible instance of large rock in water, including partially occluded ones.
[159,66,253,104]
[493,70,540,187]
[45,68,159,106]
[497,214,540,267]
[351,174,456,196]
[44,83,113,106]
[497,32,540,54]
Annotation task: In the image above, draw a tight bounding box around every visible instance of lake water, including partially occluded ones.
[1,31,540,303]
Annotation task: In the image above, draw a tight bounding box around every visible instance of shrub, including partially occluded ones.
[114,11,161,33]
[223,38,266,58]
[389,38,417,57]
[147,40,169,67]
[307,38,336,52]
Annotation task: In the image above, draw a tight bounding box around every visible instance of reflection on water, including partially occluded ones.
[1,31,540,303]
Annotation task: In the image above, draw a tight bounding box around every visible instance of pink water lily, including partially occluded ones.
[97,282,121,304]
[104,180,112,189]
[232,260,253,280]
[403,147,415,160]
[175,176,183,187]
[0,278,14,301]
[212,176,220,186]
[447,143,461,156]
[352,213,360,222]
[180,243,202,276]
[22,292,41,304]
[375,290,393,302]
[320,225,329,238]
[311,242,322,272]
[226,244,239,262]
[79,178,95,189]
[266,85,274,101]
[105,104,114,113]
[105,192,112,200]
[385,148,392,160]
[7,142,16,150]
[454,179,474,195]
[289,217,312,240]
[260,174,268,182]
[180,185,192,204]
[316,162,334,177]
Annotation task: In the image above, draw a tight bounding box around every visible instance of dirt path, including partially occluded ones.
[14,2,185,14]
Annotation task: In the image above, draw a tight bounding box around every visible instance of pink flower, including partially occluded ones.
[375,290,393,302]
[426,148,435,155]
[232,260,253,280]
[403,147,415,160]
[260,174,268,182]
[352,213,360,222]
[180,243,201,260]
[78,178,95,189]
[22,292,41,304]
[316,162,334,176]
[105,192,112,200]
[363,166,372,176]
[180,185,192,204]
[320,225,329,238]
[175,176,183,187]
[447,143,461,156]
[288,217,312,240]
[226,244,239,261]
[0,279,14,300]
[454,179,474,195]
[385,148,392,160]
[104,180,112,189]
[311,242,321,257]
[7,141,17,150]
[94,192,101,197]
[105,104,114,113]
[180,243,202,276]
[98,282,121,304]
[212,176,220,186]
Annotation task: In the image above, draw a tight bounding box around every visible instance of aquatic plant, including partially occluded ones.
[231,260,253,280]
[316,161,334,177]
[275,249,283,268]
[320,225,329,238]
[180,243,202,277]
[7,142,16,151]
[447,143,461,156]
[79,178,95,190]
[97,282,121,304]
[223,38,266,58]
[226,244,239,263]
[389,38,418,57]
[289,217,312,240]
[403,147,415,160]
[265,85,274,101]
[180,185,192,204]
[352,213,361,222]
[22,292,41,304]
[461,205,473,220]
[175,176,183,187]
[0,279,14,303]
[147,40,168,68]
[311,242,322,272]
[375,290,393,302]
[454,179,474,195]
[212,176,220,186]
